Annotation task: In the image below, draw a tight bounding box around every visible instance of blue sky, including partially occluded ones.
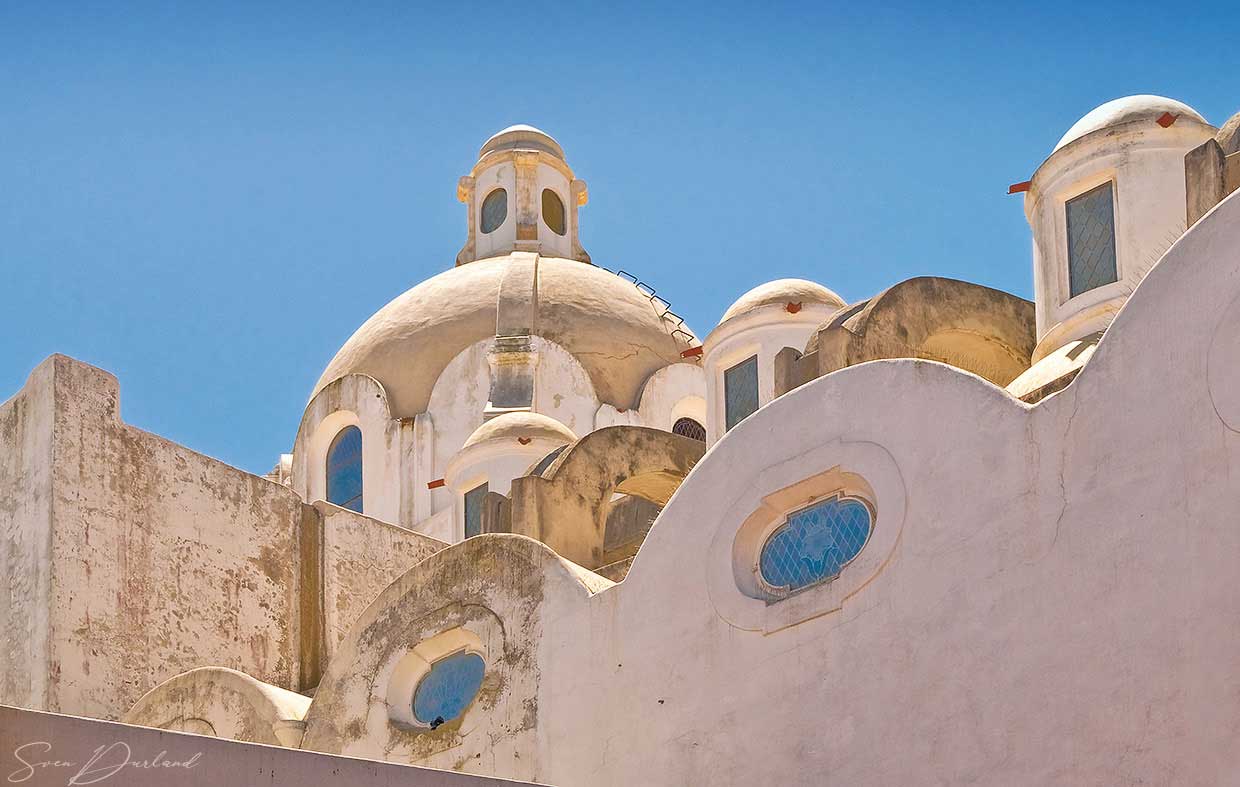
[2,1,1236,473]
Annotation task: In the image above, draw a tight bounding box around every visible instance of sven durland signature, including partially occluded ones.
[8,741,202,785]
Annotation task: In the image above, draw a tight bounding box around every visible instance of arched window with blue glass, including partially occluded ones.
[326,425,363,513]
[759,494,873,596]
[413,651,486,729]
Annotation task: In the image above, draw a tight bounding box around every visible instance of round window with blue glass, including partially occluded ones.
[413,651,486,729]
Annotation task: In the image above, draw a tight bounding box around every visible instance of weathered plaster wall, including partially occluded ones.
[318,502,447,659]
[51,359,306,718]
[301,536,610,783]
[0,357,56,711]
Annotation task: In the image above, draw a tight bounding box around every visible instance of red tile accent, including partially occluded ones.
[427,478,445,489]
[785,302,803,314]
[517,437,532,445]
[681,346,704,358]
[1008,181,1032,194]
[1157,112,1179,128]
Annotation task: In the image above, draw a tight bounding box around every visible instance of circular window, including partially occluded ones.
[412,651,486,729]
[672,417,706,442]
[542,188,566,236]
[480,189,507,234]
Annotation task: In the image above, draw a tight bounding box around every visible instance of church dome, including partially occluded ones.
[461,412,576,451]
[719,278,846,325]
[313,255,696,417]
[1054,95,1207,152]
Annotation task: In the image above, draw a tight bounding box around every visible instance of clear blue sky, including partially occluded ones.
[2,1,1236,474]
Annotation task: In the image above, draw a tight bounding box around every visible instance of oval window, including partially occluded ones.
[480,189,507,234]
[759,495,872,595]
[413,651,486,728]
[542,188,566,236]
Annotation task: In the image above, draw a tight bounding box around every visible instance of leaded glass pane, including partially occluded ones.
[480,188,507,234]
[1067,182,1118,298]
[542,188,566,235]
[464,482,488,538]
[759,497,872,594]
[672,417,706,442]
[412,651,485,727]
[326,426,363,513]
[724,356,759,432]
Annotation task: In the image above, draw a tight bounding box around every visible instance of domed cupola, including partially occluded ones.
[455,125,590,265]
[701,279,846,444]
[1024,96,1216,361]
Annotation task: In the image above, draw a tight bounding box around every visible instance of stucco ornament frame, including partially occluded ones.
[707,439,906,633]
[380,618,500,734]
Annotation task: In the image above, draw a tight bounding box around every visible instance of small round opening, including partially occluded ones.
[542,188,566,236]
[480,189,508,234]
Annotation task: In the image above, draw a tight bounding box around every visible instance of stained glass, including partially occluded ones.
[481,188,507,234]
[326,426,363,513]
[413,651,485,728]
[464,482,488,538]
[1067,182,1118,298]
[672,417,706,442]
[760,496,872,594]
[725,356,759,432]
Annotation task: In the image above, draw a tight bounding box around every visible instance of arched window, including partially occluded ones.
[480,188,508,234]
[672,417,706,442]
[413,651,486,729]
[326,426,363,513]
[759,495,872,595]
[541,188,566,235]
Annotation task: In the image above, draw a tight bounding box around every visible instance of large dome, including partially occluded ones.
[313,255,697,417]
[1053,95,1207,152]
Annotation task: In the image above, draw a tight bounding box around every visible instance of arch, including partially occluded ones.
[326,425,363,512]
[124,667,311,747]
[508,426,706,568]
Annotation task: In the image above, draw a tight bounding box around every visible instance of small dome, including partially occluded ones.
[719,279,846,325]
[479,125,564,160]
[1054,95,1207,152]
[461,412,577,451]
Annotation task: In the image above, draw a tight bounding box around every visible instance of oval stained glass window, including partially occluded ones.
[759,496,872,595]
[480,189,507,234]
[413,651,486,728]
[541,188,566,235]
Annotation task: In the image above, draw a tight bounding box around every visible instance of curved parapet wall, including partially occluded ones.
[300,534,608,780]
[789,276,1036,392]
[123,667,312,747]
[507,426,706,568]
